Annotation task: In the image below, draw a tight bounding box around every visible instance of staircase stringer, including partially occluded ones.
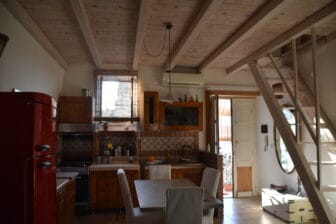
[248,61,334,224]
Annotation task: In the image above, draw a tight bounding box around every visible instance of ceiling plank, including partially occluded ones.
[70,0,102,68]
[227,1,336,74]
[199,0,288,72]
[1,0,68,69]
[164,0,224,71]
[132,0,152,71]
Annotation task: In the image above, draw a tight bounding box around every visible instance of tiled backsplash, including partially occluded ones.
[60,134,93,162]
[139,130,198,160]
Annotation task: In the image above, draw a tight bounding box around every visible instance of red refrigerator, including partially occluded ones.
[0,92,57,224]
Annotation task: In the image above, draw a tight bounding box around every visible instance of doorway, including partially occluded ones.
[207,91,258,199]
[218,98,233,198]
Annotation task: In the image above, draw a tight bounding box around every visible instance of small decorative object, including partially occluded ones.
[184,93,187,102]
[81,88,90,96]
[103,122,108,131]
[12,88,21,92]
[195,94,198,102]
[0,33,9,57]
[178,97,182,102]
[189,96,194,102]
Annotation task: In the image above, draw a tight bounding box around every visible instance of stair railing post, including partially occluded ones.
[312,27,322,190]
[291,39,300,144]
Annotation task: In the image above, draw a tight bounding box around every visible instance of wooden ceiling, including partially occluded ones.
[3,0,336,73]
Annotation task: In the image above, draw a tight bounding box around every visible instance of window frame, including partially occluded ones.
[94,70,139,122]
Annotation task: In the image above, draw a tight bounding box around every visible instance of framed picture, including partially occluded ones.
[0,33,9,57]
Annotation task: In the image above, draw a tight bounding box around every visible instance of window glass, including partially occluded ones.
[96,74,138,121]
[274,108,295,173]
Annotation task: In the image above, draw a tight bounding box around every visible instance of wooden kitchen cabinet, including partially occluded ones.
[171,166,205,185]
[57,179,75,224]
[144,91,159,131]
[159,101,203,130]
[144,166,205,185]
[89,169,139,209]
[58,96,94,123]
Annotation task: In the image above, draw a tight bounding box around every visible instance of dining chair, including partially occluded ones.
[200,167,221,224]
[117,169,164,224]
[149,164,171,180]
[166,186,203,224]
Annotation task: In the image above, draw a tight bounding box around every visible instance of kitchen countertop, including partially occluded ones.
[145,163,204,169]
[56,172,79,180]
[56,178,69,192]
[89,163,140,171]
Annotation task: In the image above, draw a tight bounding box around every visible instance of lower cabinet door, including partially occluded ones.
[57,180,75,224]
[89,170,139,209]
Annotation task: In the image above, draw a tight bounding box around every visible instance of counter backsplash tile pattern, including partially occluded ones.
[61,134,93,162]
[141,136,194,151]
[139,131,198,160]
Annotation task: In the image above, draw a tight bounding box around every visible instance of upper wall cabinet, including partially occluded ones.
[144,91,159,131]
[58,96,94,123]
[159,101,203,131]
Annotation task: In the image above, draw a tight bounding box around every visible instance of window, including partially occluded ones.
[95,71,138,121]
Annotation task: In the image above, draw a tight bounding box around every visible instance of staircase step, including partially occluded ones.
[321,185,336,192]
[308,161,336,165]
[300,141,336,146]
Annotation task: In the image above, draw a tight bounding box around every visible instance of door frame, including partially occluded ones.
[205,90,259,198]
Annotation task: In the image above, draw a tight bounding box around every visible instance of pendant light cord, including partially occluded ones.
[167,23,172,96]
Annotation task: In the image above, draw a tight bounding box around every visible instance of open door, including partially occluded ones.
[232,99,257,197]
[210,95,219,153]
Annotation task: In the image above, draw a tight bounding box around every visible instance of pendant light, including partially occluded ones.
[161,22,174,103]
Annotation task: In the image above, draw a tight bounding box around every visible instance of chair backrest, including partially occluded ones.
[166,187,203,224]
[149,164,171,180]
[201,167,221,197]
[117,169,134,217]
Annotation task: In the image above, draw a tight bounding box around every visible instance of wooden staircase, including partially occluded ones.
[248,34,336,224]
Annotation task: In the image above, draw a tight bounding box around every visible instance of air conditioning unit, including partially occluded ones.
[162,72,204,87]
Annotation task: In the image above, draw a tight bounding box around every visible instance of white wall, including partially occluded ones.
[297,39,336,127]
[256,96,300,193]
[61,63,94,96]
[0,3,64,99]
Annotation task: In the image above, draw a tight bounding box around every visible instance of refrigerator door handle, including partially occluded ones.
[36,144,51,152]
[39,161,52,169]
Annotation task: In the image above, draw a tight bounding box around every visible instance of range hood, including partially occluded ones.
[58,123,98,133]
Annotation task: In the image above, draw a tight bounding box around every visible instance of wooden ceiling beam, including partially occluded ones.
[164,0,224,71]
[70,0,102,69]
[132,0,152,71]
[1,0,68,69]
[199,0,288,72]
[227,1,336,74]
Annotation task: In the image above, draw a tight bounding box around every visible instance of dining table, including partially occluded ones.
[134,179,223,211]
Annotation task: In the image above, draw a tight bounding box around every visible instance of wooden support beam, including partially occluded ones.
[70,0,102,68]
[132,0,152,71]
[228,1,336,74]
[199,0,287,71]
[1,0,68,68]
[248,61,334,224]
[164,0,223,71]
